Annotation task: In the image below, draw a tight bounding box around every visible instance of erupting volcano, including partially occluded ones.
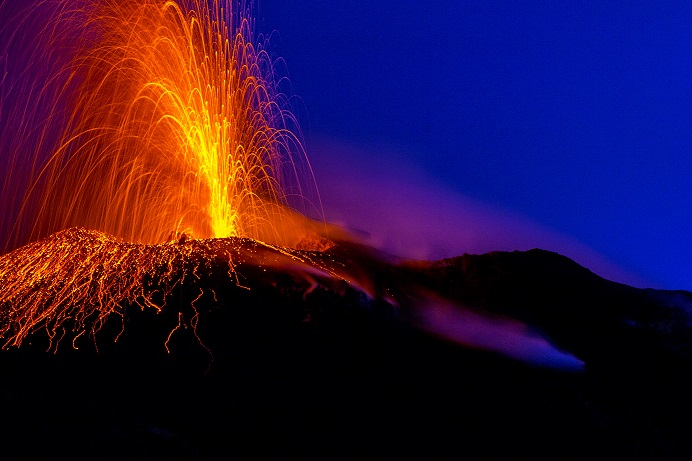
[1,1,691,459]
[0,0,327,349]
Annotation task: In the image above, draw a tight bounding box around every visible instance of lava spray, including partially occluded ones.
[0,0,319,250]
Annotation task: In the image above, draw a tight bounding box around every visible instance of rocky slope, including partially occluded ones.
[0,231,690,459]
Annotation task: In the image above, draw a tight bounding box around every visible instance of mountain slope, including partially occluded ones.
[0,230,690,459]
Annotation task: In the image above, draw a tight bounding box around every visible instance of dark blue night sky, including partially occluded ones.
[259,1,691,290]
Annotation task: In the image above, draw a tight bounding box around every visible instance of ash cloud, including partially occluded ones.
[308,137,651,288]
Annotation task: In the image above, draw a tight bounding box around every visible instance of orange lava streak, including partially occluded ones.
[0,227,335,351]
[1,0,319,249]
[0,1,335,351]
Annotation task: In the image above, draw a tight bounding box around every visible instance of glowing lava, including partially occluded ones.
[0,0,329,350]
[0,227,337,351]
[0,0,318,250]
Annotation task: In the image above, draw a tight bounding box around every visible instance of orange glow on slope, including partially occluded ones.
[0,228,338,351]
[1,0,318,249]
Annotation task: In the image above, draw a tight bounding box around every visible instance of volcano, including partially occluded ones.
[0,229,690,460]
[1,2,689,459]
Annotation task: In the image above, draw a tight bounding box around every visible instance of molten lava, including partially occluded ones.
[0,227,338,351]
[0,0,328,350]
[0,0,318,250]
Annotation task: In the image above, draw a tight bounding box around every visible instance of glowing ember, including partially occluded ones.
[0,0,318,250]
[0,227,337,351]
[0,0,328,350]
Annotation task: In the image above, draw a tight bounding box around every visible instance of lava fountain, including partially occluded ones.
[0,0,329,349]
[0,0,319,251]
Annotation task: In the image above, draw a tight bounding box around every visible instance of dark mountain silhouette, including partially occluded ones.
[0,230,690,459]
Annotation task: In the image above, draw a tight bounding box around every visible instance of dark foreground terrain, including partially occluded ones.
[0,234,690,459]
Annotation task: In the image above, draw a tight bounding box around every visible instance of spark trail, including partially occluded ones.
[0,0,326,350]
[0,0,318,250]
[0,228,338,351]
